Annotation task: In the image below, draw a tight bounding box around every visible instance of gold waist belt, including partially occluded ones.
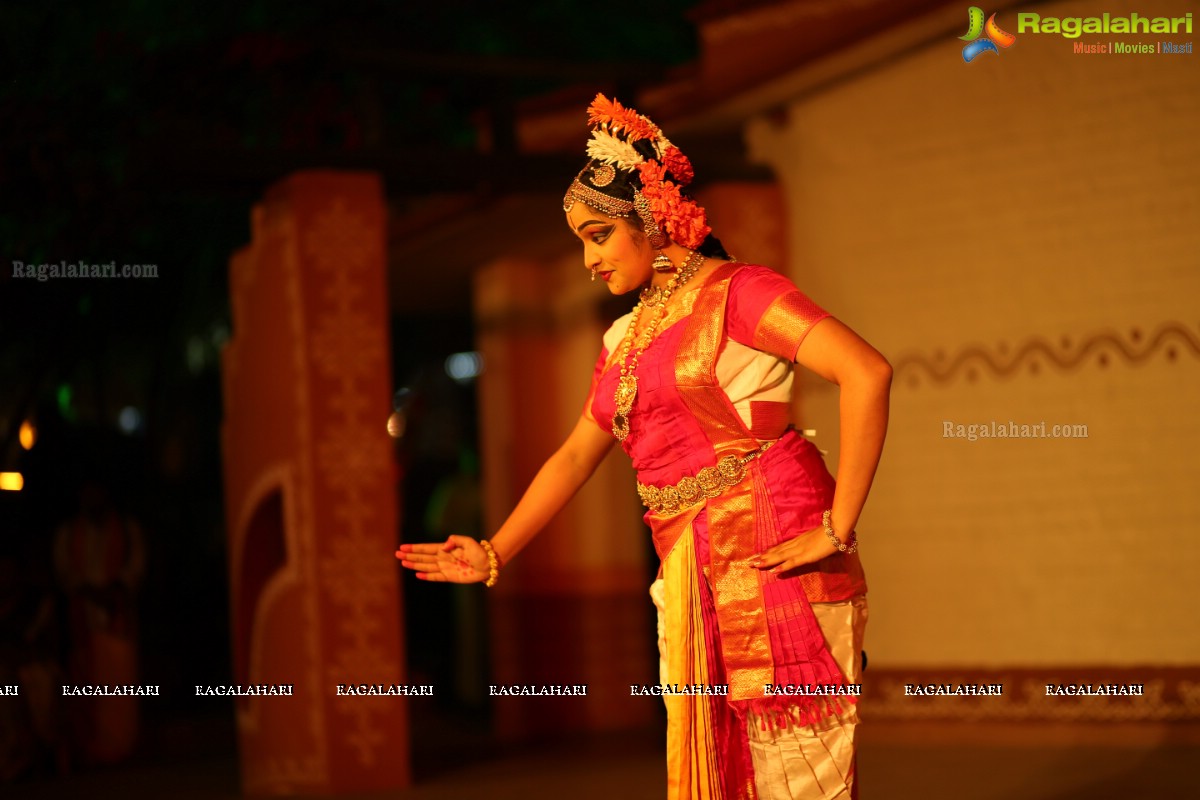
[636,440,775,515]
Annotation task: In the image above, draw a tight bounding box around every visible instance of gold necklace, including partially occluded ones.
[612,250,706,441]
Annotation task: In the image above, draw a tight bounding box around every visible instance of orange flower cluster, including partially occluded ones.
[583,94,709,249]
[660,145,694,186]
[637,161,711,250]
[588,94,660,142]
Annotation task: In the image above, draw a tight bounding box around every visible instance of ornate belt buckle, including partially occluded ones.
[676,476,702,505]
[716,454,744,483]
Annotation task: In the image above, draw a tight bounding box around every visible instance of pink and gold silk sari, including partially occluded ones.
[586,263,868,799]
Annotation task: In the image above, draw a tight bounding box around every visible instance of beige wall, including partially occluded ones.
[747,0,1200,667]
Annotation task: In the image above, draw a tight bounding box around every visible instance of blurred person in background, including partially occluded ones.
[0,549,66,780]
[54,479,145,766]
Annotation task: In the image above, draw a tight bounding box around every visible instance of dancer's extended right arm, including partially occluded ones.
[396,414,614,583]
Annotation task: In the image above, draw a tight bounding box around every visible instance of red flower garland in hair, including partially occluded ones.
[585,93,711,250]
[588,94,660,142]
[659,145,694,186]
[637,161,711,250]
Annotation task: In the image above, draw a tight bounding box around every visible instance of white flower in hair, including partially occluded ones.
[586,129,645,171]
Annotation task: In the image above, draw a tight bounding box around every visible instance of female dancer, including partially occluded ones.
[398,95,891,799]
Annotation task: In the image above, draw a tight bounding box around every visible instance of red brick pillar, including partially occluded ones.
[220,170,410,793]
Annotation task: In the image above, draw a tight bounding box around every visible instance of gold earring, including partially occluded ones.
[652,252,674,273]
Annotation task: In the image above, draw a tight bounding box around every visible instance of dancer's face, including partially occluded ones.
[566,205,653,295]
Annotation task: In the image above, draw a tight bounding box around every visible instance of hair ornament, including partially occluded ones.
[590,163,616,187]
[587,95,661,142]
[586,128,646,171]
[563,168,634,217]
[636,161,710,249]
[573,93,712,250]
[659,145,694,187]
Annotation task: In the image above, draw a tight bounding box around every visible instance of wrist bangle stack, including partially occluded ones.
[821,509,858,554]
[479,539,500,587]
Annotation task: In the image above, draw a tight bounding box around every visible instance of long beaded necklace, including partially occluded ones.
[611,250,706,441]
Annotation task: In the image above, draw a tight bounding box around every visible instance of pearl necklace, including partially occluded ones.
[611,250,706,441]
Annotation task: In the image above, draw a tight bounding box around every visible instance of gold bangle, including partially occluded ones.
[821,509,858,554]
[479,539,500,588]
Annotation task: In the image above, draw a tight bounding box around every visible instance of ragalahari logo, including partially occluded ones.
[961,7,1017,62]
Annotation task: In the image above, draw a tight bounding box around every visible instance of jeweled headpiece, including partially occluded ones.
[562,94,711,250]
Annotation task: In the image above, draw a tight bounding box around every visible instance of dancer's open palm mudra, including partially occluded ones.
[396,535,490,584]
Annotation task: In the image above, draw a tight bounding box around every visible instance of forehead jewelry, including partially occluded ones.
[563,170,634,219]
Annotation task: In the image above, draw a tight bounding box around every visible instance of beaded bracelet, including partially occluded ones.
[479,539,500,588]
[821,509,858,554]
